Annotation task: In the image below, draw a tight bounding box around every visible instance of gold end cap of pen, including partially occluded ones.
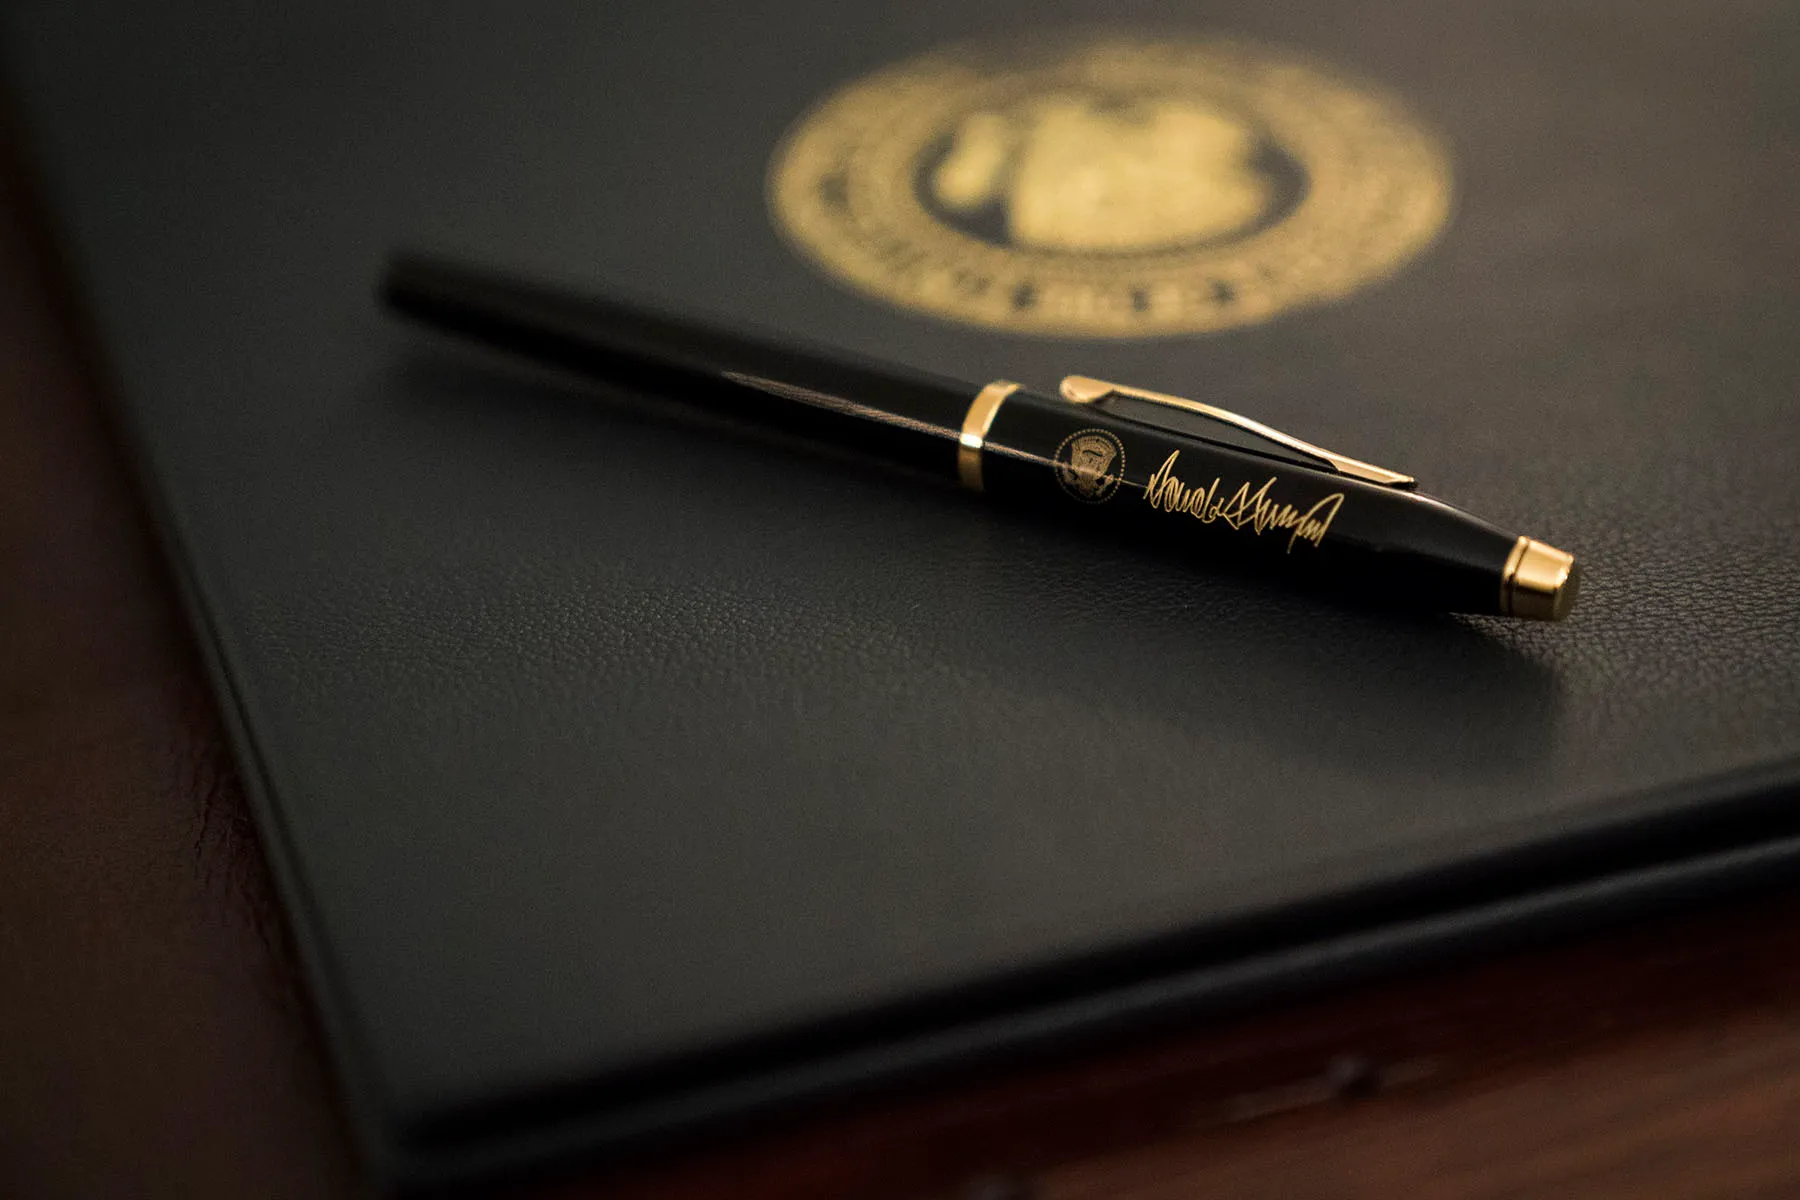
[1502,537,1580,621]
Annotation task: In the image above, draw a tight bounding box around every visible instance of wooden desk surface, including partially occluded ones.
[4,118,1799,1200]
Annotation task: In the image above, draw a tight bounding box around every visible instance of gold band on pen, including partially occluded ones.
[1501,536,1580,621]
[959,380,1020,491]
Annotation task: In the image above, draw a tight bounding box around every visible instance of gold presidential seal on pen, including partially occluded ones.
[1053,428,1126,502]
[767,34,1453,337]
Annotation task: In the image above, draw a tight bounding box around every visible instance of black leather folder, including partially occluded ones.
[7,0,1800,1187]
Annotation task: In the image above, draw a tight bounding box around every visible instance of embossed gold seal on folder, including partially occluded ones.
[768,35,1453,337]
[383,255,1579,621]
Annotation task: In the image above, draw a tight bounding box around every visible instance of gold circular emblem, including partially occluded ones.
[768,35,1452,337]
[1053,428,1126,503]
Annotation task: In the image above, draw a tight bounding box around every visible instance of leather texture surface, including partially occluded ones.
[6,0,1800,1185]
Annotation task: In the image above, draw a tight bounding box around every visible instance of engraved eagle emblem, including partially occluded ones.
[1055,430,1125,502]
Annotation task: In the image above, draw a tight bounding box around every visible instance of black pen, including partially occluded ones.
[383,253,1579,621]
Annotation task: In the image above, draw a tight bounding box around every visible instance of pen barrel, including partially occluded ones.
[386,255,1572,618]
[978,389,1525,617]
[384,254,974,479]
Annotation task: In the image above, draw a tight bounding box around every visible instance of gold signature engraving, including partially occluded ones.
[1053,428,1126,503]
[768,34,1452,337]
[1144,451,1343,552]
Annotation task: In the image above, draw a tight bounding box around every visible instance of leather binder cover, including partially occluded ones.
[8,0,1800,1187]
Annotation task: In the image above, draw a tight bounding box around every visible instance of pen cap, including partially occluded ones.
[1502,538,1579,621]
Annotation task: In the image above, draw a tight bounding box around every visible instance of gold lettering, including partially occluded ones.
[1142,451,1342,552]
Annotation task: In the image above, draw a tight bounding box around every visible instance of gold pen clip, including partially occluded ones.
[1060,375,1416,489]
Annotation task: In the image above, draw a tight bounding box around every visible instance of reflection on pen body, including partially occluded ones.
[382,253,1579,622]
